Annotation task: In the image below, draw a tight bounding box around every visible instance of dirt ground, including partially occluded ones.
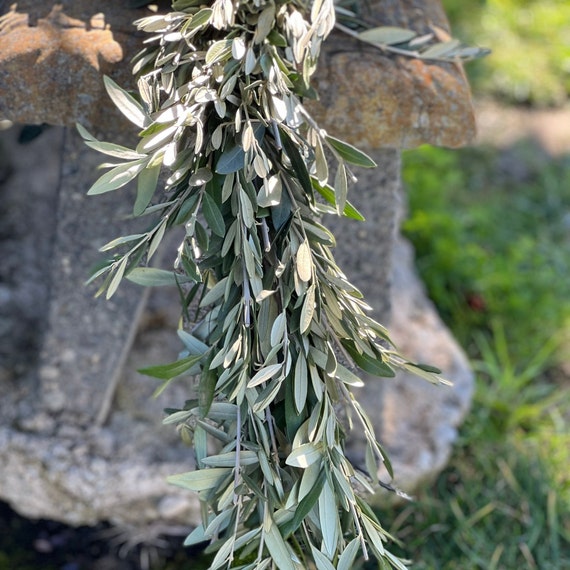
[475,100,570,155]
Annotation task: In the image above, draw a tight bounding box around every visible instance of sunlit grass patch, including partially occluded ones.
[390,141,570,569]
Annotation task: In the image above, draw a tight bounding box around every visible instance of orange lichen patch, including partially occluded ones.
[0,2,139,131]
[0,5,122,69]
[307,0,476,149]
[407,58,435,91]
[309,46,475,149]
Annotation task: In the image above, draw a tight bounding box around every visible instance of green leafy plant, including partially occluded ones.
[373,332,570,569]
[402,143,570,362]
[376,440,570,570]
[79,2,486,568]
[397,140,570,569]
[442,0,570,106]
[468,321,562,439]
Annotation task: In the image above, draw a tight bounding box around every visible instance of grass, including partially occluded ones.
[370,140,570,568]
[402,142,570,362]
[376,368,570,569]
[443,0,570,106]
[383,441,570,569]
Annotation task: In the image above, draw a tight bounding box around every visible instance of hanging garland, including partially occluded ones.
[79,1,485,568]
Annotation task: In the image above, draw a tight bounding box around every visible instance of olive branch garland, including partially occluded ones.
[79,1,481,568]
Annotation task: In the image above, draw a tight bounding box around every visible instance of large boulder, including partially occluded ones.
[0,0,474,527]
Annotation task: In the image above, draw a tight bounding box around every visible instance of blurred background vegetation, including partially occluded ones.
[385,142,570,570]
[1,0,569,568]
[376,0,570,568]
[443,0,570,106]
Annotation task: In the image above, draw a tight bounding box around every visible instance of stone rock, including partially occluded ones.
[326,151,401,321]
[0,0,475,529]
[0,127,61,386]
[350,237,474,497]
[0,136,473,525]
[0,1,475,145]
[0,2,143,132]
[308,0,476,149]
[381,237,473,491]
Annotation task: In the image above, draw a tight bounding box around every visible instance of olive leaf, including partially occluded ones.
[202,192,225,237]
[103,76,147,128]
[87,159,146,195]
[126,267,190,287]
[359,26,417,45]
[215,143,247,174]
[77,123,143,160]
[134,163,161,215]
[325,135,377,168]
[167,468,231,492]
[138,354,202,380]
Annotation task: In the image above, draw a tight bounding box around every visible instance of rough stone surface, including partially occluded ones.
[0,127,61,388]
[0,0,475,145]
[326,151,401,321]
[35,128,150,429]
[308,0,476,149]
[0,0,475,529]
[0,2,144,132]
[348,237,474,497]
[0,126,199,528]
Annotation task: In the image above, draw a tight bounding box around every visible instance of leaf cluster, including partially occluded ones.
[334,1,490,62]
[79,1,450,569]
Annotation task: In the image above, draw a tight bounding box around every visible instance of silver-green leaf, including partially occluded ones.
[103,75,147,128]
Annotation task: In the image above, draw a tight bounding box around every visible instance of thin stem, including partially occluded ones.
[319,304,357,371]
[258,493,268,561]
[334,22,422,58]
[234,404,242,504]
[265,407,279,462]
[242,225,252,327]
[349,501,369,561]
[291,533,308,568]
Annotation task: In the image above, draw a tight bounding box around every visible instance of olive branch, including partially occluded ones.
[80,1,482,568]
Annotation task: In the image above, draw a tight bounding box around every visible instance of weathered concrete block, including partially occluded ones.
[0,0,475,527]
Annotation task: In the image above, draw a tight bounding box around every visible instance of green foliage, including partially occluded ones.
[378,440,570,569]
[402,143,570,362]
[442,0,570,106]
[396,141,570,568]
[468,322,563,441]
[374,334,570,569]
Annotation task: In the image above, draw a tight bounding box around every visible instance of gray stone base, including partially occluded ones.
[0,132,472,527]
